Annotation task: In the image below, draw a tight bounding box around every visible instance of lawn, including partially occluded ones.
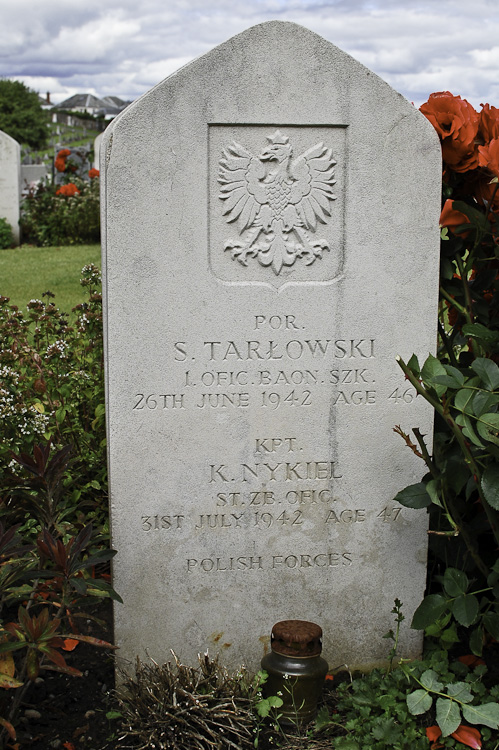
[0,243,101,312]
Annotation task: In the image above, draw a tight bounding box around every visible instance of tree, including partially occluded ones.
[0,79,49,149]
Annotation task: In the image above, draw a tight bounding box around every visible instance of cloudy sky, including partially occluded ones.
[1,0,498,108]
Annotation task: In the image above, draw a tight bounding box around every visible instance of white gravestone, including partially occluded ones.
[0,130,21,244]
[102,21,441,673]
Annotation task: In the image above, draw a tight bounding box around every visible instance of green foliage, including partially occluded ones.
[0,265,107,530]
[393,97,499,665]
[0,80,49,149]
[0,442,118,744]
[0,218,13,250]
[20,175,100,246]
[316,651,499,749]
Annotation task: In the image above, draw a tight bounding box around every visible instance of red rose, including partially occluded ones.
[479,103,499,142]
[56,183,80,197]
[420,92,479,172]
[57,149,71,158]
[54,157,67,172]
[88,168,100,179]
[439,199,471,234]
[478,138,499,179]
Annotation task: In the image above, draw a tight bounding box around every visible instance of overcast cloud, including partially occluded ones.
[1,0,498,108]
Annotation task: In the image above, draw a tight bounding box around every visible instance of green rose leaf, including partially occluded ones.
[452,594,479,627]
[426,479,443,508]
[462,323,499,345]
[394,482,431,509]
[481,465,499,510]
[420,669,444,692]
[421,354,448,396]
[411,594,448,630]
[471,358,499,391]
[436,697,461,737]
[446,682,473,704]
[462,702,499,729]
[472,390,499,417]
[483,613,499,640]
[476,413,499,446]
[454,387,476,414]
[433,365,465,389]
[469,627,483,657]
[406,689,432,715]
[407,354,421,376]
[443,568,469,597]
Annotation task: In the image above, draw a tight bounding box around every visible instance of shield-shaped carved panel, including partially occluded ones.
[208,124,346,291]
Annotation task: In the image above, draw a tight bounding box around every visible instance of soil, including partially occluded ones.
[8,600,117,750]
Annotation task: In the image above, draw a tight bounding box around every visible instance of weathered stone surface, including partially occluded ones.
[102,21,441,673]
[0,130,21,244]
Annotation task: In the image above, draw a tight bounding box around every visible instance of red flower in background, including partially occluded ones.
[56,183,80,197]
[88,168,100,179]
[479,103,499,142]
[54,157,67,172]
[478,138,499,179]
[420,92,479,172]
[440,199,471,234]
[54,149,72,173]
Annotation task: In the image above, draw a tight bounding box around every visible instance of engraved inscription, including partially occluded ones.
[219,131,337,275]
[186,552,353,572]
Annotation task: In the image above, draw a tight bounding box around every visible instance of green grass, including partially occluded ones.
[0,244,101,313]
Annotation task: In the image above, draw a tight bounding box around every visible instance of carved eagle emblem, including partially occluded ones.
[218,130,337,275]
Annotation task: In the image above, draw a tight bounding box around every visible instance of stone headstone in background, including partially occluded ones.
[20,165,51,196]
[93,133,103,170]
[54,145,91,185]
[0,130,21,244]
[102,21,441,673]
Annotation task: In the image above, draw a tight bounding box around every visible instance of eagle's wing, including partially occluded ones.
[289,143,337,230]
[218,142,267,232]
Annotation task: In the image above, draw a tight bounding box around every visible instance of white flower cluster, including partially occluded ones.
[0,386,49,436]
[45,339,68,359]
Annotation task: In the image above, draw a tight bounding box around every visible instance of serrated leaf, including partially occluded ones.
[407,354,421,376]
[481,465,499,510]
[462,702,499,729]
[454,387,476,413]
[483,613,499,640]
[456,413,486,447]
[412,594,448,629]
[407,689,433,715]
[452,595,479,627]
[471,358,499,391]
[436,696,461,736]
[426,478,443,507]
[472,390,499,417]
[446,682,474,704]
[420,669,444,692]
[421,354,448,395]
[469,627,483,657]
[462,323,499,345]
[441,624,460,644]
[476,413,499,446]
[394,482,431,509]
[443,568,469,597]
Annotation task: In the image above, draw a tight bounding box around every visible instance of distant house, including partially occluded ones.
[56,94,131,120]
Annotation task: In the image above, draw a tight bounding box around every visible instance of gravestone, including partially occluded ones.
[93,132,103,170]
[0,130,21,244]
[20,165,50,196]
[102,21,441,673]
